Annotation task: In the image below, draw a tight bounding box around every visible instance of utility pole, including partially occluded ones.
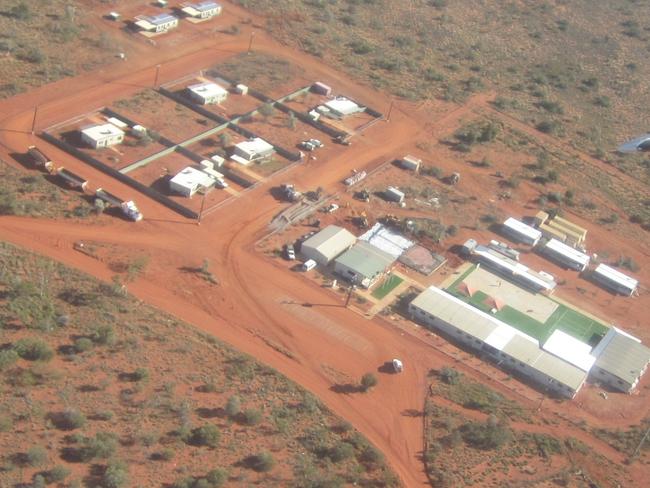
[386,100,394,123]
[197,190,207,225]
[345,284,356,308]
[31,105,38,134]
[153,64,161,88]
[247,31,255,55]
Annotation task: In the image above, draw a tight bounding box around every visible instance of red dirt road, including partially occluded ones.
[1,3,649,486]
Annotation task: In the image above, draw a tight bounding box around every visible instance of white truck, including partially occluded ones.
[95,188,143,222]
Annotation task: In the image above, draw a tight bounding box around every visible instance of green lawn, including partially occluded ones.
[447,269,608,345]
[372,274,404,300]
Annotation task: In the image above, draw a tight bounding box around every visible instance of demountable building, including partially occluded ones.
[300,225,356,265]
[231,138,274,165]
[187,82,228,105]
[169,166,216,197]
[134,13,179,33]
[181,1,222,19]
[400,155,421,171]
[501,217,542,246]
[540,238,590,272]
[81,123,124,149]
[334,241,395,288]
[591,263,638,296]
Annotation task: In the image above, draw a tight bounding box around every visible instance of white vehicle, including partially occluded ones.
[121,201,143,222]
[285,244,296,261]
[215,178,229,189]
[302,259,317,271]
[325,203,339,213]
[392,359,403,373]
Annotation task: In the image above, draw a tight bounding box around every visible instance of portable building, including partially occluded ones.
[384,187,405,203]
[322,97,364,118]
[169,166,216,197]
[590,327,650,393]
[235,84,248,95]
[591,263,638,296]
[187,82,228,105]
[135,13,179,33]
[540,238,590,272]
[334,241,395,288]
[312,82,332,96]
[81,123,124,149]
[181,1,222,19]
[400,155,421,171]
[501,217,542,246]
[542,329,596,372]
[472,245,556,293]
[300,225,356,265]
[232,138,274,165]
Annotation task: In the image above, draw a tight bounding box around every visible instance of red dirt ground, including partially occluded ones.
[0,2,649,487]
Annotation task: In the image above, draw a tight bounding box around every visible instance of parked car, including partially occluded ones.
[285,244,296,260]
[302,259,317,271]
[325,203,339,213]
[215,178,228,189]
[392,359,404,373]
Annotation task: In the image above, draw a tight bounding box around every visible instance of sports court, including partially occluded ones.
[447,265,609,345]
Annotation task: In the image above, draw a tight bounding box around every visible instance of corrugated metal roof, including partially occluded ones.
[542,329,596,371]
[543,239,590,267]
[503,217,542,241]
[335,241,395,279]
[593,328,650,385]
[593,264,638,292]
[301,225,356,261]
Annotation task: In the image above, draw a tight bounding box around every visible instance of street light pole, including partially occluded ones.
[153,64,161,88]
[247,31,255,55]
[31,105,39,134]
[345,284,356,308]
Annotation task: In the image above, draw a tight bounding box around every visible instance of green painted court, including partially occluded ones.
[447,266,608,345]
[372,274,404,300]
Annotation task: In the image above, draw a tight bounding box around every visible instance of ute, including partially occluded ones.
[121,201,143,222]
[392,359,404,373]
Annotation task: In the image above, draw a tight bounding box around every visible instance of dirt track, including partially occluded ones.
[1,3,649,486]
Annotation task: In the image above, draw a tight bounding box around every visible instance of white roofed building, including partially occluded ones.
[501,217,542,246]
[590,327,650,393]
[409,286,588,398]
[320,97,365,118]
[300,225,356,265]
[541,238,590,272]
[187,82,228,105]
[592,263,639,296]
[135,13,179,33]
[81,123,124,149]
[232,137,274,165]
[542,329,596,372]
[181,1,222,19]
[169,166,216,197]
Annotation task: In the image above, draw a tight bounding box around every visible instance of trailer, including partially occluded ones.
[344,170,367,186]
[27,145,52,168]
[95,188,143,222]
[56,168,88,191]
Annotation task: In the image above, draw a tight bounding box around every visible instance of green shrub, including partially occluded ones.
[360,446,384,466]
[55,409,86,430]
[242,408,262,426]
[329,442,355,463]
[32,475,46,488]
[90,324,116,346]
[132,367,149,382]
[45,465,71,483]
[225,395,241,419]
[360,373,378,392]
[74,337,93,353]
[0,415,13,432]
[0,349,19,370]
[26,446,48,467]
[9,2,31,20]
[185,424,220,447]
[154,448,175,461]
[249,451,275,472]
[440,367,461,385]
[206,468,228,487]
[14,338,54,361]
[460,417,511,450]
[102,460,129,488]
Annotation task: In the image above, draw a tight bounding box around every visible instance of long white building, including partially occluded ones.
[502,217,542,246]
[409,286,587,398]
[591,263,638,296]
[540,238,590,272]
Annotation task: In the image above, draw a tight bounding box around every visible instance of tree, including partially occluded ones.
[242,408,262,426]
[218,133,231,147]
[206,468,228,487]
[360,373,378,392]
[329,442,354,463]
[74,337,93,353]
[90,324,116,346]
[185,424,220,447]
[45,465,70,483]
[26,446,48,467]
